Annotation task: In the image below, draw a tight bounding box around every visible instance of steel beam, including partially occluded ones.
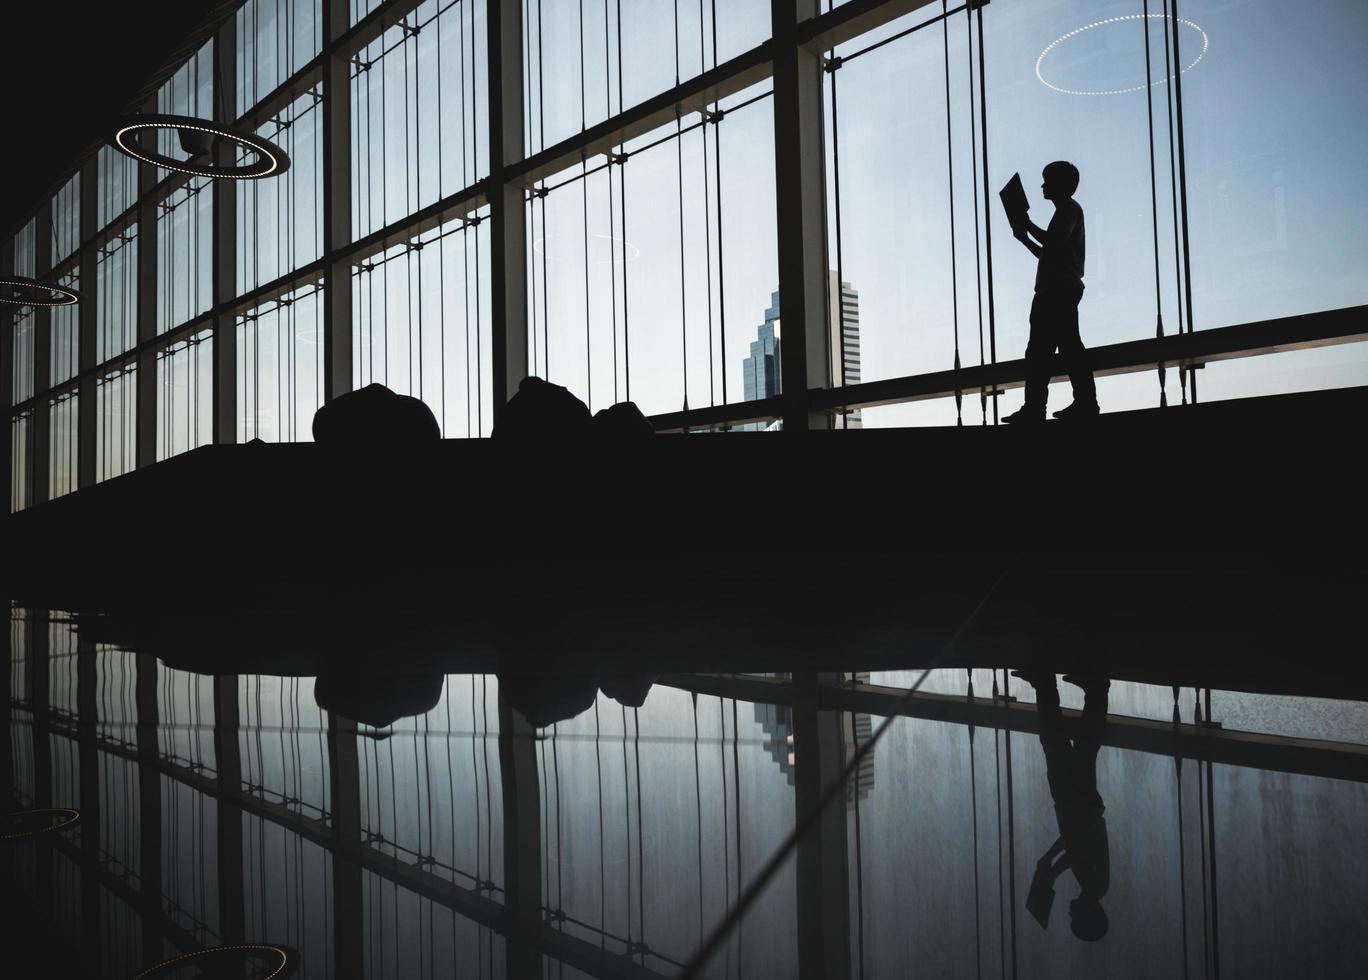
[135,101,159,470]
[213,18,239,445]
[772,0,832,431]
[489,0,528,422]
[322,0,355,405]
[77,158,99,488]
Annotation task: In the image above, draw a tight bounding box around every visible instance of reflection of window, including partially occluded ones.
[353,208,491,436]
[351,0,489,239]
[237,282,324,443]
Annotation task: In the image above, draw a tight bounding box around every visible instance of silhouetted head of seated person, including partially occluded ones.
[314,671,444,728]
[1070,894,1109,942]
[493,376,654,442]
[312,382,440,450]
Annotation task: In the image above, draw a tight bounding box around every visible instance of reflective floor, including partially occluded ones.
[5,604,1368,978]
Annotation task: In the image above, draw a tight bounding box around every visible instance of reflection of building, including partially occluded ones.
[740,273,861,431]
[755,672,876,808]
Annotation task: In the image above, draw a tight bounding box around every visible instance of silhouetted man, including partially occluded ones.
[1014,670,1111,942]
[1003,162,1099,423]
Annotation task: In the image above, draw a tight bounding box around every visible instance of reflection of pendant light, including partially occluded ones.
[132,944,296,979]
[1,807,80,840]
[1036,15,1209,97]
[110,113,290,179]
[0,276,82,308]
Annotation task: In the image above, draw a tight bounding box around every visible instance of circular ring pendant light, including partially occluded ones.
[110,113,290,179]
[132,944,298,979]
[0,276,82,308]
[1036,15,1209,97]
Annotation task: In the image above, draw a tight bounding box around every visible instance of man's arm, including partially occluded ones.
[1015,219,1043,257]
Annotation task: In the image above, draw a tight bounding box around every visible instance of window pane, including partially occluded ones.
[51,173,81,267]
[236,0,322,117]
[157,181,213,333]
[351,0,489,240]
[238,90,324,294]
[96,226,139,364]
[96,362,137,482]
[352,207,492,436]
[50,268,80,386]
[49,388,79,500]
[237,281,324,442]
[157,329,213,461]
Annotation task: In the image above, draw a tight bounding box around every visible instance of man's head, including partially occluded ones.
[1069,896,1109,941]
[1042,160,1080,202]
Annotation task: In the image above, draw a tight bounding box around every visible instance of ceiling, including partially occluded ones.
[2,0,224,240]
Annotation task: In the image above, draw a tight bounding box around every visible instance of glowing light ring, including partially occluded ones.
[1,808,80,840]
[132,944,296,979]
[111,114,291,179]
[0,276,82,307]
[1036,15,1209,96]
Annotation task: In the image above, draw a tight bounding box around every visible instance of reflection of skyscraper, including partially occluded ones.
[739,273,861,430]
[755,672,876,808]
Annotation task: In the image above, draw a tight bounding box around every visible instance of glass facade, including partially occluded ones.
[3,0,1366,508]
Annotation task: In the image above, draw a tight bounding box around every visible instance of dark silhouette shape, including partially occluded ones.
[315,671,444,728]
[592,401,655,439]
[597,672,657,708]
[312,382,441,446]
[1003,161,1099,423]
[1015,669,1111,942]
[492,376,593,440]
[498,673,600,728]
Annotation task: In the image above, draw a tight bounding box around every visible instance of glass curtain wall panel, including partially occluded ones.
[96,644,140,748]
[535,686,798,978]
[48,387,79,500]
[47,616,80,718]
[95,361,137,482]
[51,171,81,266]
[822,4,986,417]
[10,410,34,512]
[97,145,138,231]
[11,219,37,406]
[50,268,80,386]
[156,39,214,162]
[522,0,770,155]
[237,89,324,294]
[236,281,324,442]
[350,0,384,26]
[236,0,322,117]
[352,208,492,436]
[160,777,220,945]
[96,226,139,364]
[979,0,1192,416]
[351,0,489,241]
[1174,0,1368,403]
[156,329,213,461]
[525,84,777,417]
[157,181,213,333]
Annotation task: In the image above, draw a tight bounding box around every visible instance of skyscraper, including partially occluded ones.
[739,273,861,430]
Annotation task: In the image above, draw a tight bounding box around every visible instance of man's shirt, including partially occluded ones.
[1035,197,1086,292]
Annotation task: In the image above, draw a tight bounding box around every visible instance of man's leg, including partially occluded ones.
[1007,293,1051,422]
[1055,286,1097,409]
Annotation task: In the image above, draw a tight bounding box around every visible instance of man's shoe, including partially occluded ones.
[1002,407,1045,424]
[1052,401,1100,420]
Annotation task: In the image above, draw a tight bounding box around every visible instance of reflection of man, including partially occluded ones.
[1015,670,1111,941]
[1003,162,1099,422]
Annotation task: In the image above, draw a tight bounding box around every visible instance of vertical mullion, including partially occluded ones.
[214,675,246,943]
[135,652,163,958]
[78,158,98,487]
[1,236,12,505]
[489,0,528,421]
[136,98,159,469]
[771,0,831,431]
[32,201,53,505]
[324,0,355,405]
[214,19,240,444]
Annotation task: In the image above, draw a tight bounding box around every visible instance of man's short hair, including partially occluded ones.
[1044,160,1080,196]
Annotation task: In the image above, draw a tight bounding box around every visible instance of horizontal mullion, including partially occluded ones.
[798,0,943,52]
[334,0,428,60]
[810,305,1368,412]
[648,396,784,432]
[511,40,776,188]
[338,182,489,265]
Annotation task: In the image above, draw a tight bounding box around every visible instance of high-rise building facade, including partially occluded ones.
[740,273,861,430]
